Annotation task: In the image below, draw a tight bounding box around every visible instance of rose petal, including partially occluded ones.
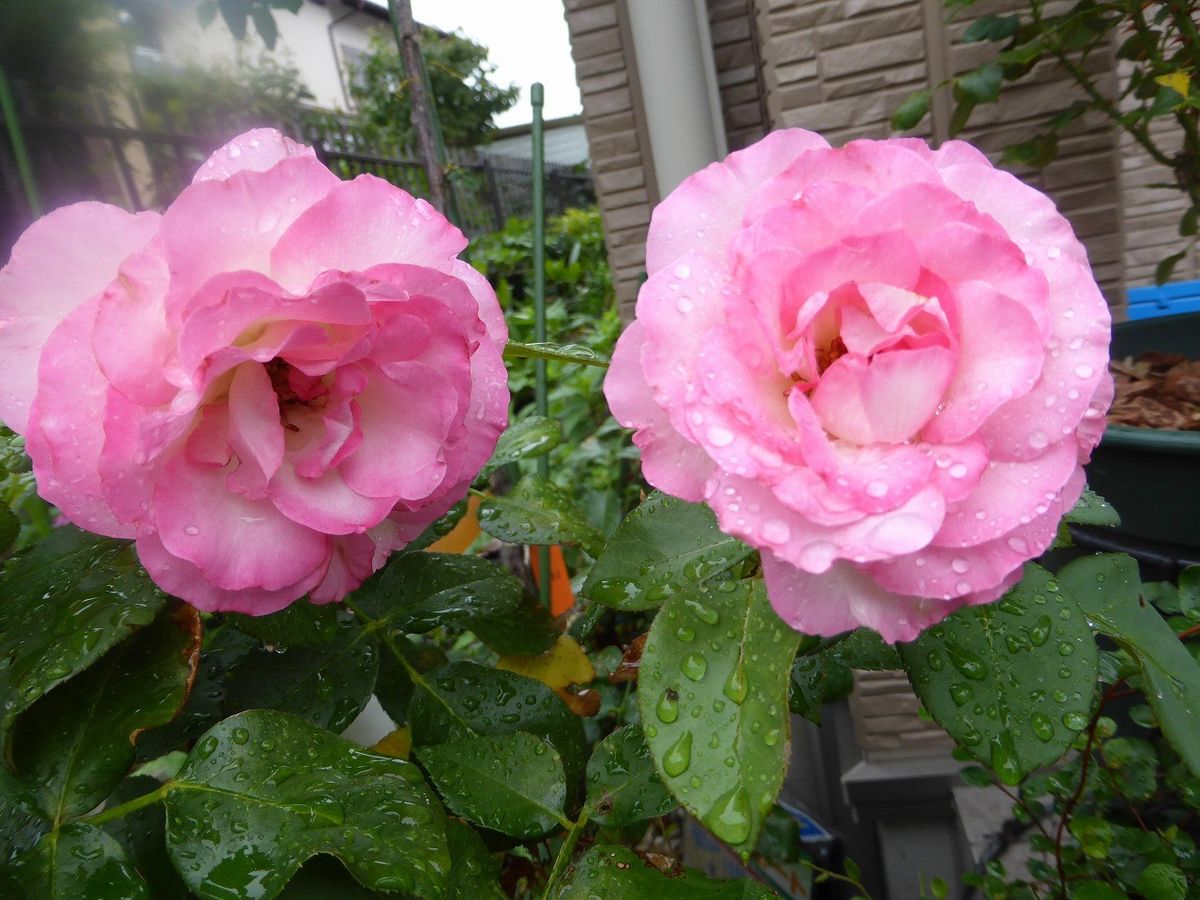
[0,203,159,433]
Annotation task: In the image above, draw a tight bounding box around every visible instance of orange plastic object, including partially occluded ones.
[530,544,575,616]
[425,494,483,554]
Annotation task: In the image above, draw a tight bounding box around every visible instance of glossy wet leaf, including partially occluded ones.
[415,731,566,837]
[0,527,165,734]
[585,724,676,826]
[828,628,902,671]
[478,475,605,556]
[582,492,754,611]
[136,626,258,761]
[10,604,200,818]
[352,552,556,656]
[1064,488,1120,528]
[0,769,48,866]
[546,844,775,899]
[164,710,449,899]
[224,603,340,648]
[444,820,506,899]
[638,581,800,857]
[0,503,17,555]
[103,776,189,899]
[483,415,564,474]
[899,563,1098,785]
[277,854,391,898]
[223,615,378,734]
[1059,553,1200,780]
[497,634,595,690]
[407,662,586,792]
[502,340,610,369]
[789,653,853,725]
[0,822,149,899]
[400,500,468,554]
[374,638,447,726]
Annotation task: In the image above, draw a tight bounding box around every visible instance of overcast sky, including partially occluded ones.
[409,0,583,128]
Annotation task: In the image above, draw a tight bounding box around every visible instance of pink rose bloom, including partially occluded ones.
[0,129,508,614]
[605,131,1112,643]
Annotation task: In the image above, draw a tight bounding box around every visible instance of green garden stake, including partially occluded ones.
[0,64,42,218]
[532,82,552,610]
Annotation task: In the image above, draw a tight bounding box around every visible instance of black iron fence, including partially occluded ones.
[302,119,594,235]
[1,113,593,254]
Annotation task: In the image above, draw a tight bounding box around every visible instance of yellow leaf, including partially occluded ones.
[372,726,412,759]
[1156,71,1191,97]
[496,635,595,691]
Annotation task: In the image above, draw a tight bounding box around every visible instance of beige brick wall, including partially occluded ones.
[563,0,657,314]
[753,0,1126,306]
[707,0,770,151]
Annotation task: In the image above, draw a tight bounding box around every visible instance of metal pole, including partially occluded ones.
[532,82,551,610]
[0,65,41,217]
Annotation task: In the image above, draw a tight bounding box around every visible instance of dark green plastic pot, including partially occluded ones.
[1083,311,1200,554]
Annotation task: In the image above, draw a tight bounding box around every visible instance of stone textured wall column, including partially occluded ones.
[563,0,658,316]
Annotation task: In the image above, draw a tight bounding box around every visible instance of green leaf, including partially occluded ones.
[1136,862,1188,900]
[408,662,585,796]
[216,0,248,40]
[443,820,505,900]
[484,416,564,474]
[828,628,901,671]
[164,710,449,899]
[103,776,189,899]
[277,855,391,898]
[891,90,931,131]
[196,0,219,27]
[583,492,753,611]
[1059,553,1200,779]
[899,563,1098,785]
[585,724,677,826]
[1100,737,1157,801]
[415,732,566,837]
[0,528,165,734]
[222,614,378,734]
[249,4,278,48]
[478,475,606,556]
[638,581,800,857]
[353,552,555,656]
[401,500,468,554]
[136,626,257,760]
[502,340,610,369]
[955,62,1003,104]
[789,653,853,725]
[963,13,1019,42]
[0,822,149,899]
[1064,488,1120,527]
[1001,133,1059,169]
[10,605,200,819]
[374,639,447,727]
[546,844,776,899]
[1157,250,1187,285]
[0,503,18,555]
[225,603,340,648]
[408,662,586,791]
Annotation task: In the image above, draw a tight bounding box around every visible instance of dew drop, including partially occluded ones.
[663,730,693,777]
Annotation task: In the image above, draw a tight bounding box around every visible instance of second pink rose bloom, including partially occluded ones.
[0,129,509,614]
[606,130,1113,643]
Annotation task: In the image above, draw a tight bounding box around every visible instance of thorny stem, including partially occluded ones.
[1027,0,1174,168]
[541,808,589,898]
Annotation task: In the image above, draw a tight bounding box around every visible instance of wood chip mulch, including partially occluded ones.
[1107,351,1200,431]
